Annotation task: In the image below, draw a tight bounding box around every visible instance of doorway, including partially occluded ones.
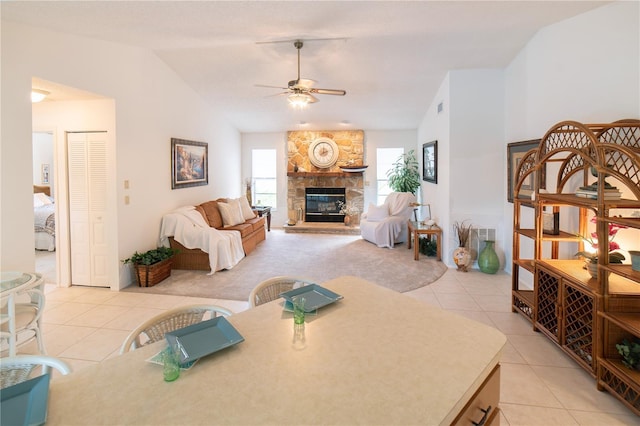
[31,78,118,289]
[33,131,58,284]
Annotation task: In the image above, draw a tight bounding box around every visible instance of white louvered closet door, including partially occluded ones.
[67,132,109,287]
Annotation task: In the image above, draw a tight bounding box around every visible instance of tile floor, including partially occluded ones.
[17,253,639,425]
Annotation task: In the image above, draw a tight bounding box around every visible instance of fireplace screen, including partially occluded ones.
[305,188,346,222]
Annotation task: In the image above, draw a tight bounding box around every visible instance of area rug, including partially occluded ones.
[123,230,448,301]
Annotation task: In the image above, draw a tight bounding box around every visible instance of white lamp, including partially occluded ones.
[31,89,49,103]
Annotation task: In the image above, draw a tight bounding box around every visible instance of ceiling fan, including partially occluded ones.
[257,40,346,106]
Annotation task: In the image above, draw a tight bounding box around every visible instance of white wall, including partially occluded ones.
[241,129,417,228]
[32,132,54,189]
[1,21,241,288]
[418,73,450,243]
[418,70,504,268]
[449,70,505,226]
[503,1,640,274]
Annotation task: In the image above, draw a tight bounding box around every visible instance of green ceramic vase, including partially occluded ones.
[478,241,500,274]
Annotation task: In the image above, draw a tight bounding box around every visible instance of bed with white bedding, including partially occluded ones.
[33,188,55,251]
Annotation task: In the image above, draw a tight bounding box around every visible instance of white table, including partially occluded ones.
[1,272,43,356]
[48,276,506,425]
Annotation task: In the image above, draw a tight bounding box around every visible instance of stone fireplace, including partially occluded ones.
[287,130,365,225]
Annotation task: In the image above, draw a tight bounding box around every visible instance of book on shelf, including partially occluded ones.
[579,182,618,191]
[575,187,622,199]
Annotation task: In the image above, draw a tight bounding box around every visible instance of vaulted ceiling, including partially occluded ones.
[3,1,609,133]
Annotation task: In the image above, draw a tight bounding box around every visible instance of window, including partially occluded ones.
[251,149,277,207]
[376,148,404,205]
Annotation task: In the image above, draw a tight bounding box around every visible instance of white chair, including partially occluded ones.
[249,276,313,308]
[0,277,46,356]
[0,355,72,389]
[120,304,232,354]
[360,192,417,248]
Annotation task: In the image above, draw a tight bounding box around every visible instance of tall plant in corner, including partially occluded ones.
[386,149,421,194]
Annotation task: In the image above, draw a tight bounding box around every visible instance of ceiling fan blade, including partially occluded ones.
[255,37,348,45]
[309,88,347,96]
[255,84,289,90]
[265,92,289,98]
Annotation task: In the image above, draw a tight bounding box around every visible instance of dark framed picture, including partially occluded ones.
[507,139,544,203]
[171,138,208,189]
[422,140,437,183]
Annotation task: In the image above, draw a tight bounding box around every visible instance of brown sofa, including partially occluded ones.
[169,199,266,271]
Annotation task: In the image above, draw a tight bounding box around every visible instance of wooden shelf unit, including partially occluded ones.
[511,119,640,415]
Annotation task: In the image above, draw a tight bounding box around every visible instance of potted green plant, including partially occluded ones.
[419,237,438,256]
[616,338,640,370]
[123,247,179,287]
[386,149,421,195]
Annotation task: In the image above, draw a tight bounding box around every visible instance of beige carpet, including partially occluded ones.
[123,230,448,301]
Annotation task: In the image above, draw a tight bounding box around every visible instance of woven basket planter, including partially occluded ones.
[134,257,173,287]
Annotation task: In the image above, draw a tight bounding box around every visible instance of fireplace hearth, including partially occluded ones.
[305,188,345,222]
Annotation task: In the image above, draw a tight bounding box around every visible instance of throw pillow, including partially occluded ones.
[365,203,389,222]
[237,196,256,220]
[199,201,222,228]
[218,199,244,227]
[228,198,246,223]
[33,193,52,207]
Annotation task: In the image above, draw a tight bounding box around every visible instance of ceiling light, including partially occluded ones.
[31,89,49,103]
[288,93,311,108]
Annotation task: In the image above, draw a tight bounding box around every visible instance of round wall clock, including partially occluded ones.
[308,137,339,169]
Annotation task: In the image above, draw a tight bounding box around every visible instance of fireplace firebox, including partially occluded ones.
[305,188,346,222]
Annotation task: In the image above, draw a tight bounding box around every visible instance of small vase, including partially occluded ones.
[453,247,472,272]
[344,215,351,226]
[587,262,598,279]
[630,251,640,272]
[478,241,500,274]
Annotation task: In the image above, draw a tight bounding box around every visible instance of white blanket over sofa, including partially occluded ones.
[360,192,416,249]
[159,207,245,275]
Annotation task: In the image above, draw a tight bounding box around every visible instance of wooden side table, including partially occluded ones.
[253,206,272,231]
[407,221,442,261]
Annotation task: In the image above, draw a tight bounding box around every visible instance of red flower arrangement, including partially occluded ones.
[576,217,626,264]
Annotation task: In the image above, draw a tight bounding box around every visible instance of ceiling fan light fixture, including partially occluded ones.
[31,89,50,103]
[287,93,311,108]
[258,40,345,106]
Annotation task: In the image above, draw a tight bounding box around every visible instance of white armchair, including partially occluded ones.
[360,192,416,248]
